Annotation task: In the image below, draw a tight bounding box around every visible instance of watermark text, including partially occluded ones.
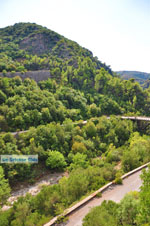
[0,155,38,164]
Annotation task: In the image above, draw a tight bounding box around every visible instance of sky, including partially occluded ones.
[0,0,150,72]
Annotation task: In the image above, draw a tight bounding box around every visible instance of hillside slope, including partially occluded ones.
[0,22,111,74]
[0,22,150,126]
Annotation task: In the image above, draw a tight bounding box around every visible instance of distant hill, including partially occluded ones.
[116,70,150,84]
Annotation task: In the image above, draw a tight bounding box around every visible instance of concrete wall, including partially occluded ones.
[0,70,52,82]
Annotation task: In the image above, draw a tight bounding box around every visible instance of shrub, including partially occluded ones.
[46,150,67,170]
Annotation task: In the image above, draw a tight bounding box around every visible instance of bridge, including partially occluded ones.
[118,116,150,121]
[80,115,150,125]
[1,115,150,136]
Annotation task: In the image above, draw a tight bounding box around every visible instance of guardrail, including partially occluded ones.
[44,162,150,226]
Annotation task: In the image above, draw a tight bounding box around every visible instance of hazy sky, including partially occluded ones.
[0,0,150,72]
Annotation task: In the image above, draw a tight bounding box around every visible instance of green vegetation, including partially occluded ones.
[0,22,150,225]
[83,166,150,226]
[83,200,118,226]
[0,23,111,75]
[1,116,150,225]
[0,166,10,205]
[46,150,67,170]
[0,69,150,132]
[0,116,134,183]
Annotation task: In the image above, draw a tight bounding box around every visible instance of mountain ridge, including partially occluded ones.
[116,70,150,84]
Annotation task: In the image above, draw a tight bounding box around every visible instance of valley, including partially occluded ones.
[0,22,150,226]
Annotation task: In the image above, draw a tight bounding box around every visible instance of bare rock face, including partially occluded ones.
[19,33,58,55]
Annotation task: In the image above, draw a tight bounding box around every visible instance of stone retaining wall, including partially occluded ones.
[0,70,51,82]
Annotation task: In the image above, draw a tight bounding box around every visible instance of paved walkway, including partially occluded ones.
[66,170,142,226]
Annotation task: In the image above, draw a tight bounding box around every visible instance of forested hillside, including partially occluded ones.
[0,22,111,74]
[0,23,150,226]
[1,70,150,132]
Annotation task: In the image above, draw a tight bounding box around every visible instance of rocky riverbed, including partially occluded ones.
[2,172,64,211]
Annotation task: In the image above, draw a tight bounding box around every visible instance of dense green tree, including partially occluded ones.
[0,209,12,226]
[122,150,140,172]
[0,115,8,131]
[68,153,89,171]
[84,121,97,138]
[71,141,87,154]
[46,150,67,170]
[83,200,118,226]
[0,166,11,205]
[117,192,139,226]
[0,90,7,104]
[136,166,150,225]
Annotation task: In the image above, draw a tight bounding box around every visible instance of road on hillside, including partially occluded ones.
[2,115,150,136]
[66,170,143,226]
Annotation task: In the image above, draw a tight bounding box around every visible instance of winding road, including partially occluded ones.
[66,169,143,226]
[1,115,150,136]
